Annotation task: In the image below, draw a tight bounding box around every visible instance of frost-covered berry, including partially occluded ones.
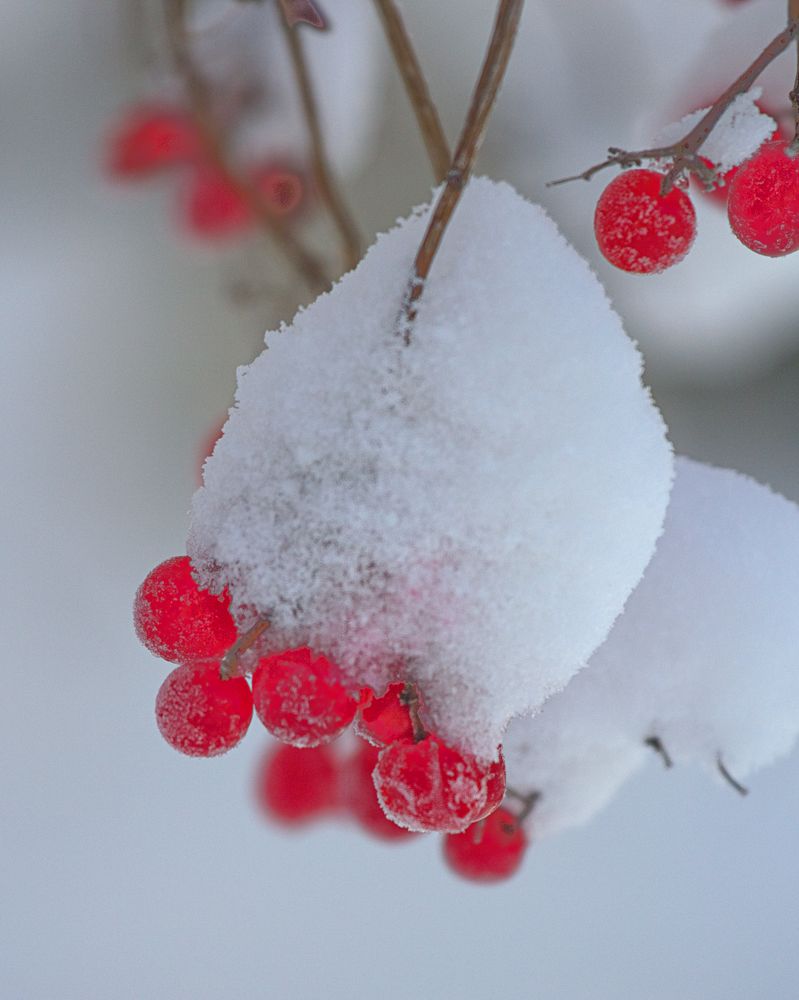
[134,556,237,663]
[594,168,697,273]
[255,743,338,825]
[341,743,416,841]
[372,736,506,834]
[107,105,199,177]
[443,807,528,883]
[727,140,799,256]
[251,647,358,747]
[355,682,415,747]
[155,661,253,757]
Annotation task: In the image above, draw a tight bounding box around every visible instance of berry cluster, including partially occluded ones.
[106,104,304,240]
[593,140,799,273]
[134,555,528,881]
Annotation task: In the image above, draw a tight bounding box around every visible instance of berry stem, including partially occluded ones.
[644,735,674,770]
[399,682,427,742]
[278,11,362,272]
[163,0,330,293]
[716,754,749,797]
[372,0,451,183]
[505,786,540,826]
[220,618,270,680]
[550,18,799,192]
[397,0,525,345]
[789,0,799,151]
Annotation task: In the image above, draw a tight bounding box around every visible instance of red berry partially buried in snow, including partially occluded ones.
[443,807,528,883]
[155,661,253,757]
[594,168,696,273]
[134,556,237,664]
[355,682,416,747]
[341,743,416,841]
[252,647,358,747]
[372,736,506,833]
[727,140,799,256]
[107,105,199,177]
[255,743,339,825]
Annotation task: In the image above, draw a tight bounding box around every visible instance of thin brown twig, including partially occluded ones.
[790,0,799,149]
[549,19,799,192]
[372,0,451,182]
[220,619,270,680]
[716,755,749,797]
[164,0,330,293]
[645,735,674,770]
[398,0,525,344]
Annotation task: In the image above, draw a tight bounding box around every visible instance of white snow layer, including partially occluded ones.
[654,89,775,173]
[506,457,799,836]
[189,177,673,758]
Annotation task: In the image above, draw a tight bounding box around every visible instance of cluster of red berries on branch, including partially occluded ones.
[107,104,304,240]
[134,555,528,881]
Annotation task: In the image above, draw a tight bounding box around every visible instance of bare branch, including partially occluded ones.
[790,1,799,149]
[279,13,362,271]
[164,0,330,293]
[550,20,799,192]
[645,735,674,770]
[373,0,451,182]
[716,755,749,797]
[398,0,525,344]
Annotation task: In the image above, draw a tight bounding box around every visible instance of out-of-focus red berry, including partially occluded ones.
[252,647,358,747]
[727,140,799,256]
[183,168,252,239]
[255,743,339,825]
[594,168,697,274]
[155,661,253,757]
[372,736,506,834]
[107,106,199,177]
[134,556,237,663]
[253,165,304,217]
[443,807,528,883]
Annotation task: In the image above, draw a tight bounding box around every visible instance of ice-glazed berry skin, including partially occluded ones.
[156,661,253,757]
[727,140,799,256]
[251,647,358,747]
[443,807,528,883]
[372,736,506,834]
[107,105,200,177]
[341,743,416,841]
[594,168,697,274]
[134,556,238,664]
[255,743,339,825]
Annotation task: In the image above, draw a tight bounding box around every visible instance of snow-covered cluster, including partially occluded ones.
[189,177,673,759]
[506,457,799,836]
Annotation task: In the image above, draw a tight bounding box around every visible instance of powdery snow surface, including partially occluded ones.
[506,456,799,836]
[189,177,673,759]
[654,89,776,173]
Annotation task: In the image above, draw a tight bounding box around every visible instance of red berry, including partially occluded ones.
[107,106,199,177]
[443,807,528,883]
[155,661,253,757]
[255,743,338,825]
[253,165,304,216]
[183,167,252,239]
[341,743,416,841]
[372,736,506,834]
[594,168,697,273]
[696,104,784,206]
[134,556,237,663]
[474,745,506,822]
[252,647,358,747]
[727,140,799,256]
[355,682,415,747]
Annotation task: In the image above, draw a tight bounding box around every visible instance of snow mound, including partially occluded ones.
[506,457,799,835]
[188,176,673,758]
[654,89,776,172]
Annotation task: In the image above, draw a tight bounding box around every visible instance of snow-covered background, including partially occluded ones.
[4,1,799,998]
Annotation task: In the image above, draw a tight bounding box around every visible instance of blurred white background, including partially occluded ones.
[3,2,799,998]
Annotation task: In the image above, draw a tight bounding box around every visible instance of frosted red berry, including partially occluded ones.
[155,661,253,757]
[108,106,199,177]
[341,743,415,841]
[255,743,338,825]
[251,647,358,747]
[355,682,415,747]
[443,807,528,883]
[727,140,799,256]
[372,736,506,834]
[594,168,697,273]
[134,556,237,663]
